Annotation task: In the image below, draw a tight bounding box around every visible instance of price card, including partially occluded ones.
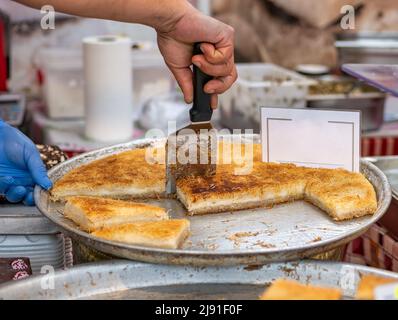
[260,107,361,172]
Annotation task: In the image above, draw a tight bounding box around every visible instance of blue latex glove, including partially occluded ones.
[0,119,52,205]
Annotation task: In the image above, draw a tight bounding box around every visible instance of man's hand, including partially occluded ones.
[16,0,237,108]
[156,6,237,109]
[0,120,52,205]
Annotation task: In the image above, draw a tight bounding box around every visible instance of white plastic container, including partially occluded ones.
[38,48,85,119]
[219,63,316,131]
[130,44,173,120]
[37,43,172,119]
[0,234,72,274]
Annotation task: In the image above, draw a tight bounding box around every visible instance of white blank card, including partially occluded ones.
[260,107,361,172]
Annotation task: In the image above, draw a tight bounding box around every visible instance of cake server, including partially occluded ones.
[166,43,217,195]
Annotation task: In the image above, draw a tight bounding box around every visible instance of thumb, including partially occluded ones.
[26,148,52,190]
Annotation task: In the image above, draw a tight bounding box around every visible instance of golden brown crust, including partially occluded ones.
[304,168,377,220]
[64,196,168,231]
[66,196,166,217]
[91,219,190,249]
[356,275,398,300]
[260,279,342,300]
[51,143,377,221]
[50,142,257,201]
[177,161,306,202]
[51,148,165,200]
[177,160,377,220]
[182,195,303,216]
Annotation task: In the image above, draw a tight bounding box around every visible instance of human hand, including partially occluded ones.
[16,1,236,109]
[156,4,237,109]
[0,120,52,205]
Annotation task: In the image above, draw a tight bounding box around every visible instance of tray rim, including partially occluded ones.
[362,155,398,200]
[1,259,398,300]
[34,135,392,265]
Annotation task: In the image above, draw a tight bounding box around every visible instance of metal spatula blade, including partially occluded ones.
[166,43,217,194]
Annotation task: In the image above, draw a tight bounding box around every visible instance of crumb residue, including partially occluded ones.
[227,231,260,247]
[311,236,322,243]
[184,240,193,247]
[254,240,276,248]
[244,265,263,271]
[206,243,219,250]
[234,231,260,238]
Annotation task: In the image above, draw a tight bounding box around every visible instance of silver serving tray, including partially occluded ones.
[307,94,385,132]
[335,33,398,65]
[34,135,391,266]
[361,156,398,237]
[1,260,398,300]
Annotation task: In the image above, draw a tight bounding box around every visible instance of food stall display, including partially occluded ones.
[1,0,398,303]
[33,134,390,266]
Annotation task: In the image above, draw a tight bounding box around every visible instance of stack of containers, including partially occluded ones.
[219,63,316,131]
[36,42,172,120]
[0,205,73,274]
[0,234,72,274]
[36,48,84,119]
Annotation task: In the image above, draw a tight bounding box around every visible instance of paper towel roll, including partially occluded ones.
[83,35,133,142]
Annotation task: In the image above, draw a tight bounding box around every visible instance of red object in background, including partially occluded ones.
[0,19,7,91]
[345,224,398,273]
[362,136,398,157]
[36,68,44,86]
[361,121,398,157]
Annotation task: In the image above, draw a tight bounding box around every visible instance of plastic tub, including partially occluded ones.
[0,234,70,273]
[37,43,172,119]
[37,48,84,119]
[219,63,316,131]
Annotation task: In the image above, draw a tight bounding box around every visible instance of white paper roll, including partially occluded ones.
[83,35,133,142]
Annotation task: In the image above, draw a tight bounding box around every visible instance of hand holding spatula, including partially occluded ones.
[166,43,217,195]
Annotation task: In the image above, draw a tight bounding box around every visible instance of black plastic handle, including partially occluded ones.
[190,43,213,123]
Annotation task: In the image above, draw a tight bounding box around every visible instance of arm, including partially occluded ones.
[15,0,237,108]
[16,0,188,31]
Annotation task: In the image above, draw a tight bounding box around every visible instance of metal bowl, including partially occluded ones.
[1,260,398,300]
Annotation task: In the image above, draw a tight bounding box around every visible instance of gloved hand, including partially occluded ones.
[0,120,52,205]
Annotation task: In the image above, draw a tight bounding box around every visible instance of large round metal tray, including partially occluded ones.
[1,260,397,300]
[34,134,391,266]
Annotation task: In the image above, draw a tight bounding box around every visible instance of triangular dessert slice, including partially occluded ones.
[92,219,190,249]
[64,196,168,231]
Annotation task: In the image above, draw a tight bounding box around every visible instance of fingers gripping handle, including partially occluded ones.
[190,43,213,123]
